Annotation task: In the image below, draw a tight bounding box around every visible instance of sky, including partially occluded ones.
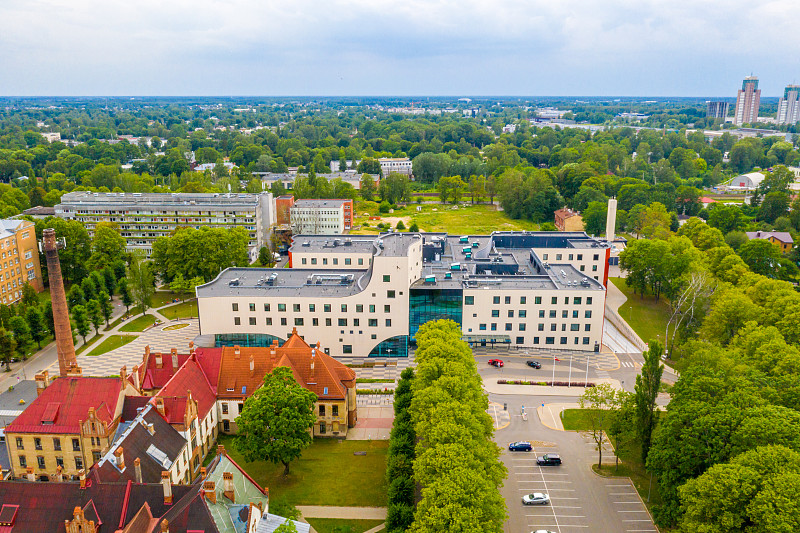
[2,0,800,97]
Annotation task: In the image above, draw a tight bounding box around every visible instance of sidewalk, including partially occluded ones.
[537,402,579,431]
[297,506,387,519]
[483,377,622,396]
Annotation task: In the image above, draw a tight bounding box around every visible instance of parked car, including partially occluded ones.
[537,453,562,466]
[526,360,542,369]
[522,493,550,505]
[508,441,532,452]
[488,359,504,367]
[532,530,556,533]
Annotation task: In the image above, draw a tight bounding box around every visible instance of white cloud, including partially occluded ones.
[2,0,800,95]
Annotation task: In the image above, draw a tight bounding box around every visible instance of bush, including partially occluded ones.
[416,196,423,204]
[497,379,595,387]
[379,201,391,213]
[409,222,420,232]
[396,220,406,230]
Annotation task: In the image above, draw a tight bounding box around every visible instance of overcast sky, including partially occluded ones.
[2,0,799,97]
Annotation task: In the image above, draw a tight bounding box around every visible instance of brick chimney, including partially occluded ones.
[171,348,178,370]
[161,471,172,505]
[160,520,169,533]
[114,447,125,469]
[234,346,241,359]
[42,228,77,377]
[249,354,255,375]
[134,458,142,483]
[155,397,165,417]
[155,353,163,369]
[223,472,235,502]
[79,469,86,489]
[119,365,127,386]
[200,467,207,480]
[132,365,141,391]
[189,341,195,354]
[56,465,64,482]
[26,466,35,482]
[35,370,50,396]
[203,480,216,503]
[217,444,225,456]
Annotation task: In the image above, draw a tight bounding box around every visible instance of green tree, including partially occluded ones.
[359,174,377,201]
[66,283,84,309]
[635,340,664,463]
[81,276,97,302]
[72,305,90,344]
[0,328,17,371]
[20,284,38,308]
[86,299,102,335]
[582,201,608,236]
[578,383,626,467]
[759,191,790,223]
[118,278,133,314]
[150,226,250,282]
[25,306,45,349]
[409,222,420,232]
[101,266,117,295]
[378,172,410,205]
[707,204,746,234]
[8,316,30,356]
[87,221,127,270]
[128,253,155,316]
[739,238,783,277]
[97,290,113,326]
[169,273,189,300]
[234,366,317,476]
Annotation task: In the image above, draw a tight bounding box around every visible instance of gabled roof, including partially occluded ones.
[155,355,217,421]
[215,331,355,401]
[94,405,187,484]
[746,231,794,244]
[5,377,123,434]
[202,450,269,533]
[136,346,223,394]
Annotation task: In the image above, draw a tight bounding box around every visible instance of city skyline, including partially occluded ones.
[2,0,800,97]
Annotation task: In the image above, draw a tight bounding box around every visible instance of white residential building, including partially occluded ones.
[378,157,413,178]
[777,85,800,125]
[290,199,353,234]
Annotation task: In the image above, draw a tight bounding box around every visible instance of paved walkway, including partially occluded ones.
[537,402,580,431]
[347,406,393,440]
[297,506,387,519]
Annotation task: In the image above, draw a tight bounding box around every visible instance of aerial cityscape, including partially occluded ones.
[1,1,800,532]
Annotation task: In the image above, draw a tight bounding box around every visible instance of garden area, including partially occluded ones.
[304,519,384,533]
[86,334,136,356]
[608,277,671,346]
[159,300,198,320]
[211,435,388,508]
[119,313,157,332]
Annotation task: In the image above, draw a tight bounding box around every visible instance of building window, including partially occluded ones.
[571,324,580,331]
[293,303,301,312]
[264,303,270,312]
[338,318,347,326]
[92,451,101,463]
[249,303,256,312]
[19,455,26,468]
[585,310,592,318]
[369,305,375,313]
[15,437,23,449]
[266,317,272,325]
[587,297,593,305]
[326,318,332,326]
[368,319,378,327]
[539,310,545,318]
[508,310,514,318]
[580,265,585,271]
[278,304,286,312]
[75,457,83,470]
[341,304,347,312]
[560,337,568,344]
[556,254,562,260]
[222,403,229,414]
[312,318,319,326]
[249,317,256,325]
[479,324,486,331]
[573,310,579,318]
[345,258,351,265]
[295,318,304,326]
[562,310,568,318]
[465,296,474,305]
[549,310,556,318]
[72,439,80,451]
[353,318,360,326]
[302,258,307,265]
[332,405,339,416]
[551,324,557,331]
[585,324,592,331]
[324,304,331,312]
[56,457,64,468]
[551,297,557,305]
[384,305,390,313]
[333,258,338,265]
[53,438,61,451]
[358,258,364,265]
[232,303,239,312]
[519,310,527,318]
[592,265,598,271]
[490,323,497,331]
[491,310,499,317]
[505,323,512,331]
[520,296,526,304]
[311,258,317,265]
[356,304,363,312]
[583,337,591,345]
[385,319,392,327]
[504,296,511,304]
[569,254,573,260]
[383,275,390,282]
[319,405,326,416]
[238,403,244,414]
[516,337,524,344]
[320,422,326,434]
[546,337,555,345]
[519,323,526,331]
[323,258,328,265]
[387,290,395,298]
[280,318,287,326]
[234,317,241,325]
[223,420,230,432]
[574,297,582,304]
[493,296,500,304]
[577,254,583,260]
[343,345,353,354]
[538,323,544,331]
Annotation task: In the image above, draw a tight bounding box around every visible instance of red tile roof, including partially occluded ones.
[136,347,222,394]
[154,355,217,421]
[5,377,123,434]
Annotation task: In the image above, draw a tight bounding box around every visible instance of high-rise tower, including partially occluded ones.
[777,85,800,125]
[42,228,78,376]
[734,76,761,126]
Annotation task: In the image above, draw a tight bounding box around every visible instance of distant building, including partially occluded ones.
[502,124,517,134]
[0,219,44,303]
[20,206,55,219]
[290,199,353,234]
[745,231,794,253]
[41,132,61,143]
[617,113,649,121]
[554,208,584,232]
[536,108,570,120]
[275,195,295,225]
[378,157,413,178]
[730,172,765,190]
[329,159,360,172]
[777,85,800,125]
[706,101,730,119]
[734,76,761,125]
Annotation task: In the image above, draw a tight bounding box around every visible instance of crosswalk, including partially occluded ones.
[620,361,638,368]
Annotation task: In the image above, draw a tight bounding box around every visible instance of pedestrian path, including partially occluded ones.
[296,506,387,519]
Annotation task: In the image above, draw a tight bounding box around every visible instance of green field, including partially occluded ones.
[87,334,137,356]
[151,291,185,308]
[350,202,539,235]
[608,277,671,346]
[119,314,157,332]
[159,300,198,320]
[213,435,388,507]
[305,518,385,533]
[75,334,101,355]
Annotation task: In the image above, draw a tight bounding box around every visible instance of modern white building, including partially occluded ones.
[55,191,276,260]
[196,232,610,357]
[734,76,761,126]
[378,158,413,178]
[777,85,800,125]
[290,199,353,234]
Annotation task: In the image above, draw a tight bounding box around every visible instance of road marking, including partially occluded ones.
[613,501,644,504]
[606,484,631,487]
[609,492,637,495]
[618,510,649,513]
[623,519,655,522]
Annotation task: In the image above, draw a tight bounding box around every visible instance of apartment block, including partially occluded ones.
[0,219,43,305]
[734,76,761,125]
[706,101,730,120]
[55,191,276,259]
[777,85,800,125]
[196,231,610,357]
[290,199,353,234]
[378,157,413,178]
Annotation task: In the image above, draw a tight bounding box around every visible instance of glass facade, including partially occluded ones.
[409,288,463,342]
[215,333,286,347]
[368,335,409,357]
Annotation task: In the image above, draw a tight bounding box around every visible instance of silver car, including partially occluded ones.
[522,493,550,505]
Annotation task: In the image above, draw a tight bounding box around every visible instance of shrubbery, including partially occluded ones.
[385,367,415,532]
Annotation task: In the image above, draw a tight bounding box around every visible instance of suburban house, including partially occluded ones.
[745,230,794,253]
[554,208,584,232]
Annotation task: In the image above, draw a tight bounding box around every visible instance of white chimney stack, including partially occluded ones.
[606,198,617,243]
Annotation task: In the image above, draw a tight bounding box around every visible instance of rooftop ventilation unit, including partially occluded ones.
[459,236,469,243]
[472,242,479,248]
[302,241,310,247]
[462,246,471,253]
[444,272,452,279]
[450,263,461,271]
[425,275,436,283]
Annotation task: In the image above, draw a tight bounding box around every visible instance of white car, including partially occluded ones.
[532,530,556,533]
[522,493,550,505]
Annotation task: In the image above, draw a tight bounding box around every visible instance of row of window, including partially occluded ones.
[300,256,367,266]
[234,316,393,328]
[466,295,594,306]
[488,309,592,319]
[501,336,593,345]
[477,322,591,332]
[233,302,395,313]
[541,253,601,262]
[19,454,84,471]
[16,436,81,452]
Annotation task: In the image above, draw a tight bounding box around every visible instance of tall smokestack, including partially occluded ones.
[605,198,617,243]
[42,228,77,376]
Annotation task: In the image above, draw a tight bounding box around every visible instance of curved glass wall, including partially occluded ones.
[368,335,409,357]
[215,333,286,347]
[409,288,463,342]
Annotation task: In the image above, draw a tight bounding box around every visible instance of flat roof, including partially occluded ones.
[293,199,349,208]
[290,236,376,254]
[197,268,372,298]
[57,191,268,207]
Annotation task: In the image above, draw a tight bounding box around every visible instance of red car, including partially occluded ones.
[488,359,504,368]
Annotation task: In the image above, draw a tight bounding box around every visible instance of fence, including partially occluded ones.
[604,305,648,352]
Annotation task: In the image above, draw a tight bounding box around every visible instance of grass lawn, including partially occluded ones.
[86,335,137,356]
[608,277,671,346]
[350,203,539,235]
[119,314,157,332]
[75,334,102,355]
[151,291,185,308]
[159,300,198,320]
[213,435,388,507]
[561,408,662,507]
[305,519,385,533]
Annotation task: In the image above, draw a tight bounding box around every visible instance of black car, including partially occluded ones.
[527,360,541,369]
[537,453,562,466]
[508,441,533,452]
